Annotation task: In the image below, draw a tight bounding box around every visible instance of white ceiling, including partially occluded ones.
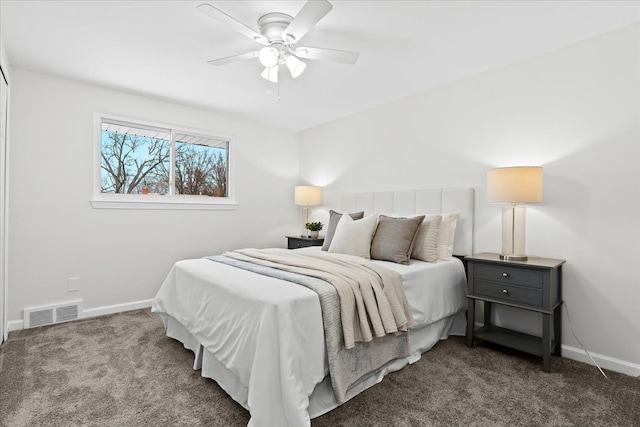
[1,1,639,131]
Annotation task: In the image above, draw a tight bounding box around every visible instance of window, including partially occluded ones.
[92,113,236,209]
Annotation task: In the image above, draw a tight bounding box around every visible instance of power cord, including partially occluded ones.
[563,301,608,379]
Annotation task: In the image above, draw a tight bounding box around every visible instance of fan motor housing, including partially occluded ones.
[258,12,294,42]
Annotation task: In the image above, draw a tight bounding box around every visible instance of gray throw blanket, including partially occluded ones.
[208,248,414,403]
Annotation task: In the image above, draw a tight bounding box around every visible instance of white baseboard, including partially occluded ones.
[82,299,153,319]
[7,319,22,333]
[6,299,153,334]
[561,345,640,378]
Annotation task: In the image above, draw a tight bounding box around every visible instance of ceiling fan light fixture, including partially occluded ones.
[286,55,306,78]
[259,46,279,68]
[261,65,279,83]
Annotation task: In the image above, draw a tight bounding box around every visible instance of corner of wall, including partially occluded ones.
[0,36,9,342]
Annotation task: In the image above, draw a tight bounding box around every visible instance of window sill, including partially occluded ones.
[90,195,238,210]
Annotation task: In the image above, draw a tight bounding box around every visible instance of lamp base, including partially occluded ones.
[500,254,528,261]
[501,205,528,262]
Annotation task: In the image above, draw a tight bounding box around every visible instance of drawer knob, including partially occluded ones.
[502,272,509,278]
[502,289,509,295]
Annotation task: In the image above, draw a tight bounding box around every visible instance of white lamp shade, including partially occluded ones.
[258,46,279,68]
[285,55,306,78]
[261,66,278,83]
[487,166,543,204]
[294,186,322,206]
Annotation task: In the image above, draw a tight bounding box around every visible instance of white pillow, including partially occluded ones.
[328,213,377,259]
[411,214,443,263]
[437,213,460,260]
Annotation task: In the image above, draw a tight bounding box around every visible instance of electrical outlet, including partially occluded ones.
[68,277,80,292]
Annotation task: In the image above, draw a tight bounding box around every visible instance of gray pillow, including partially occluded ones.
[321,210,365,251]
[370,215,425,264]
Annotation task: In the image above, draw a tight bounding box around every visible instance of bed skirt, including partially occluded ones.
[158,310,466,420]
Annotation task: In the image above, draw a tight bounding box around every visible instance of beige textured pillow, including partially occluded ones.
[437,213,460,260]
[371,215,425,264]
[411,214,443,263]
[328,213,377,259]
[321,210,365,251]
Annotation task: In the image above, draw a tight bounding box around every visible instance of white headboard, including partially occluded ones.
[341,188,474,257]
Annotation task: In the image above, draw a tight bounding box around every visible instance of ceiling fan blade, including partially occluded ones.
[283,0,333,43]
[295,46,359,65]
[197,3,267,44]
[207,51,259,66]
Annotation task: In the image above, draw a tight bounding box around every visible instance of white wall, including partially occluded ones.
[300,24,640,370]
[7,69,300,322]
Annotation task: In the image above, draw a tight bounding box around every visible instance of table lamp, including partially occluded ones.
[294,186,322,237]
[487,166,543,261]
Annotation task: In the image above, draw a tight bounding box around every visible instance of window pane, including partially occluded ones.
[100,121,170,194]
[174,135,229,197]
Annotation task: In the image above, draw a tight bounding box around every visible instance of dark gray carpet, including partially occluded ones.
[1,309,638,427]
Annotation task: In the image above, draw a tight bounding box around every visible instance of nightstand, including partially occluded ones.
[466,253,565,372]
[286,235,324,250]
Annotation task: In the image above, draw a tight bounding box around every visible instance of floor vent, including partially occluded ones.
[23,300,83,329]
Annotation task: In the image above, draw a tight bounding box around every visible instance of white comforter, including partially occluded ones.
[151,248,467,427]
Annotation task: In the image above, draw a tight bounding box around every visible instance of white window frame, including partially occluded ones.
[91,112,237,210]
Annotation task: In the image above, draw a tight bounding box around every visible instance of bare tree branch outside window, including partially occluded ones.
[100,129,228,197]
[174,142,228,197]
[100,131,170,194]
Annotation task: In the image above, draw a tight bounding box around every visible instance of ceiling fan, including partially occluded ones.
[197,0,359,83]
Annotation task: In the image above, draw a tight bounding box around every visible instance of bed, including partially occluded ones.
[152,187,474,427]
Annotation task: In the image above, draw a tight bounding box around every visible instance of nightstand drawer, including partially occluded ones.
[286,236,324,250]
[475,264,542,288]
[475,280,543,307]
[289,240,310,249]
